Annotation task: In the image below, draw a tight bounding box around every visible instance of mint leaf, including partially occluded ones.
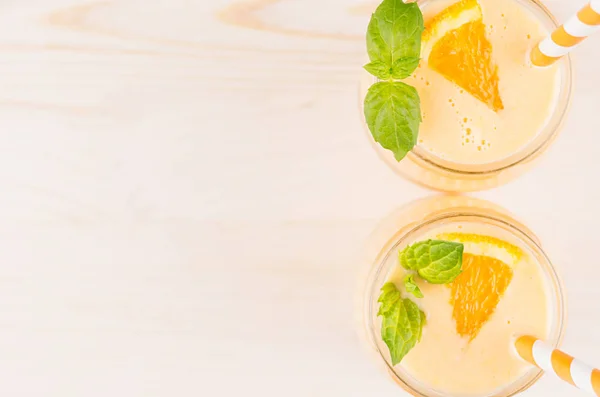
[378,282,402,315]
[399,240,464,284]
[364,61,392,79]
[378,282,425,365]
[366,0,424,76]
[363,0,424,161]
[364,81,421,161]
[365,57,419,80]
[404,274,423,298]
[391,57,420,79]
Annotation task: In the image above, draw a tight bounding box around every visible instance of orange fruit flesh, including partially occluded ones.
[450,253,513,340]
[423,0,504,112]
[428,20,504,112]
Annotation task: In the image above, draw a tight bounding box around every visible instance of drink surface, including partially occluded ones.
[410,0,560,165]
[384,224,550,395]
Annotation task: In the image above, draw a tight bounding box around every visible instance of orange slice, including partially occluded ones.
[422,0,504,111]
[449,253,513,340]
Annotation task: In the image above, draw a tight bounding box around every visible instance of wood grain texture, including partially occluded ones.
[0,0,598,396]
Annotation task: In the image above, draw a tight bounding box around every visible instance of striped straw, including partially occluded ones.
[530,0,600,67]
[515,335,600,395]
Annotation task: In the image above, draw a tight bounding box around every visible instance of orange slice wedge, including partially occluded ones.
[449,253,513,340]
[423,0,503,111]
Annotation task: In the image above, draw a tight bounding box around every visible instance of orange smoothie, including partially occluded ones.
[359,0,572,191]
[410,0,561,164]
[386,230,551,396]
[360,197,565,397]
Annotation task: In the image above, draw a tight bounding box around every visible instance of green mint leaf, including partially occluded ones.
[377,282,402,315]
[399,240,464,284]
[364,81,421,161]
[378,282,425,365]
[391,57,420,79]
[404,274,423,298]
[364,61,392,79]
[366,0,424,75]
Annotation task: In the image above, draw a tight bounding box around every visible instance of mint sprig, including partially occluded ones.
[377,239,464,365]
[363,0,424,162]
[378,282,425,365]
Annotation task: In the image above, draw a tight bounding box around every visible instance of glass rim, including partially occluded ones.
[363,209,566,397]
[360,0,574,176]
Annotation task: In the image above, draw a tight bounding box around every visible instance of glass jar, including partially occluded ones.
[359,0,573,192]
[357,196,566,396]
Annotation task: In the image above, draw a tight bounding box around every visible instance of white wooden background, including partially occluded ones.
[0,0,597,396]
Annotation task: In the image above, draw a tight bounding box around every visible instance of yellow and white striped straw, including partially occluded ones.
[531,0,600,67]
[516,336,600,395]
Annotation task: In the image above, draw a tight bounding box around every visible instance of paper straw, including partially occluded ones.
[530,0,600,67]
[515,335,600,395]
